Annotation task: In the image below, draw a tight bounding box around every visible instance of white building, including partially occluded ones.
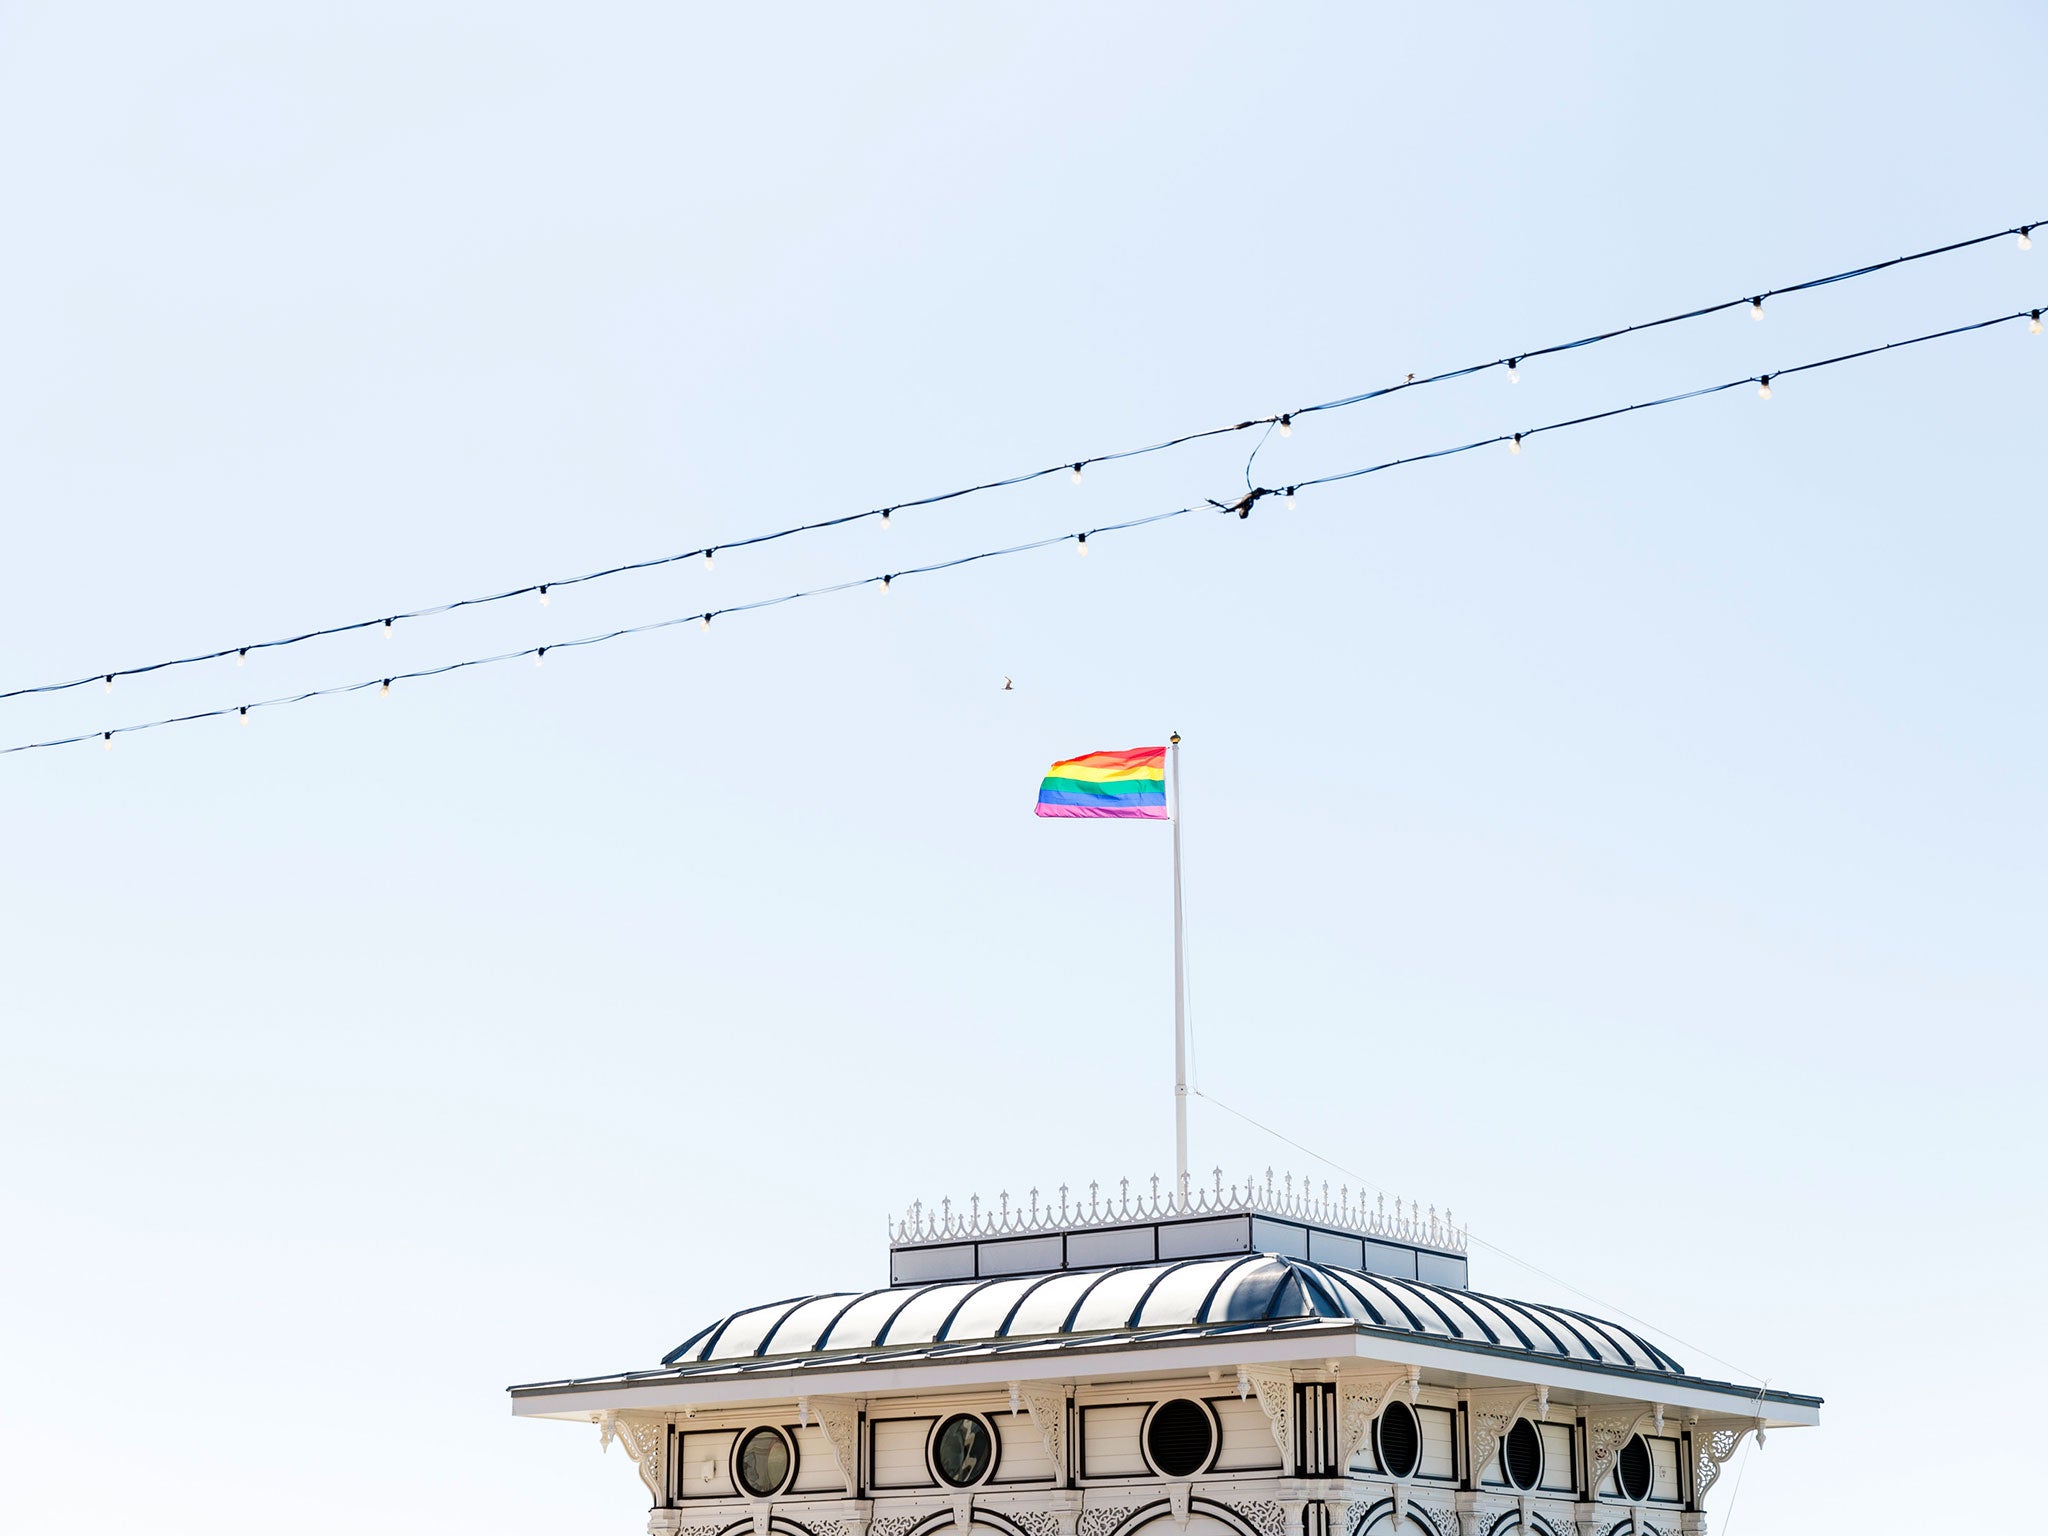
[510,1174,1814,1536]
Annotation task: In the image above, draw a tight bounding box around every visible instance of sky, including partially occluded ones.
[1,4,2042,1532]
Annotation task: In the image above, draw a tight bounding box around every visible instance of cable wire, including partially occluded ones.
[10,299,2040,759]
[6,217,2039,705]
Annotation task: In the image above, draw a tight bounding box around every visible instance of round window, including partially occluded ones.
[1375,1400,1422,1480]
[1502,1418,1543,1492]
[1144,1398,1216,1478]
[933,1414,994,1488]
[1615,1434,1654,1503]
[736,1426,792,1498]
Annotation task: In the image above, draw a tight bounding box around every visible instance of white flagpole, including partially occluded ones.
[1170,731,1187,1204]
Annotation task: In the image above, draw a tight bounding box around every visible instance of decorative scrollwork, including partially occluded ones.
[1337,1368,1419,1469]
[1010,1513,1059,1536]
[1018,1382,1069,1479]
[1409,1503,1459,1536]
[604,1414,668,1503]
[1238,1366,1296,1474]
[1078,1507,1138,1536]
[1220,1500,1286,1536]
[1691,1422,1753,1506]
[871,1519,919,1536]
[1583,1413,1650,1495]
[808,1398,861,1494]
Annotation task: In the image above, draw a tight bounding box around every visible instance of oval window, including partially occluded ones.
[933,1414,994,1488]
[1375,1400,1422,1480]
[1145,1398,1216,1478]
[736,1426,792,1498]
[1615,1434,1654,1503]
[1502,1418,1543,1492]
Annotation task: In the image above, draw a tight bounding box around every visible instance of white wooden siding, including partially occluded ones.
[1213,1397,1283,1472]
[1538,1423,1575,1492]
[1650,1436,1682,1500]
[678,1430,737,1499]
[1081,1404,1148,1477]
[870,1418,937,1489]
[1417,1407,1456,1480]
[790,1425,842,1492]
[993,1414,1055,1483]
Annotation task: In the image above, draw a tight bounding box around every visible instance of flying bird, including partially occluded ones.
[1002,677,1013,691]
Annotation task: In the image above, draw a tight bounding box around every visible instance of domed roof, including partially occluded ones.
[662,1253,1685,1377]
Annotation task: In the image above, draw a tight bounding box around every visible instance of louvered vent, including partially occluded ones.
[1375,1400,1422,1480]
[1145,1399,1216,1477]
[1503,1418,1543,1491]
[1617,1435,1654,1503]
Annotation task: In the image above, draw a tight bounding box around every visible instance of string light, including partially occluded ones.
[1285,486,1297,509]
[379,679,391,696]
[102,674,113,693]
[2022,226,2035,251]
[1757,375,1773,400]
[1076,533,1089,555]
[11,301,2044,761]
[382,618,395,636]
[1751,297,1765,321]
[102,731,111,751]
[880,509,892,528]
[236,648,247,667]
[238,706,249,725]
[1278,414,1293,438]
[1071,463,1084,484]
[538,585,550,606]
[704,549,715,571]
[2032,310,2043,335]
[534,647,546,667]
[1507,358,1520,383]
[11,217,2043,710]
[1509,433,1523,455]
[879,574,892,592]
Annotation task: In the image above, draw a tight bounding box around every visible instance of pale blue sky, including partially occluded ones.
[2,5,2042,1533]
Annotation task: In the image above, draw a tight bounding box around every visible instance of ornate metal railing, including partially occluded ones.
[889,1169,1467,1254]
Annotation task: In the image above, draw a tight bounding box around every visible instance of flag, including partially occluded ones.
[1034,746,1168,819]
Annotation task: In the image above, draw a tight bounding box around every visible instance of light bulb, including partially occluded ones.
[1285,486,1297,509]
[236,648,247,667]
[2021,226,2034,251]
[1507,358,1520,383]
[382,618,394,636]
[700,614,711,631]
[1077,533,1089,555]
[534,648,546,667]
[704,549,715,571]
[879,574,891,593]
[538,585,550,606]
[238,706,249,726]
[102,674,113,693]
[1509,433,1523,455]
[102,731,112,751]
[1278,414,1293,438]
[1758,375,1772,400]
[880,508,892,528]
[1070,463,1084,485]
[1751,297,1765,321]
[380,679,391,696]
[2031,310,2043,335]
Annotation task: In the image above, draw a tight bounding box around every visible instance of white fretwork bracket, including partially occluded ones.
[597,1411,669,1503]
[1688,1419,1759,1508]
[1583,1412,1653,1496]
[1016,1381,1071,1485]
[1334,1366,1420,1471]
[803,1396,862,1494]
[1238,1365,1297,1475]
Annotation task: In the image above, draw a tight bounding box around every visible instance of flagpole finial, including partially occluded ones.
[1170,731,1180,745]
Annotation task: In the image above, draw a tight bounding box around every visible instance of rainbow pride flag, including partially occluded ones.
[1034,746,1169,819]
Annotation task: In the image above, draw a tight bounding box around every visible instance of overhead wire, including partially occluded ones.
[1189,1085,1770,1388]
[4,215,2040,705]
[14,298,2040,760]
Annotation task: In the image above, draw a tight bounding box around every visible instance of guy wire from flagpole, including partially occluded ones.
[1170,730,1188,1205]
